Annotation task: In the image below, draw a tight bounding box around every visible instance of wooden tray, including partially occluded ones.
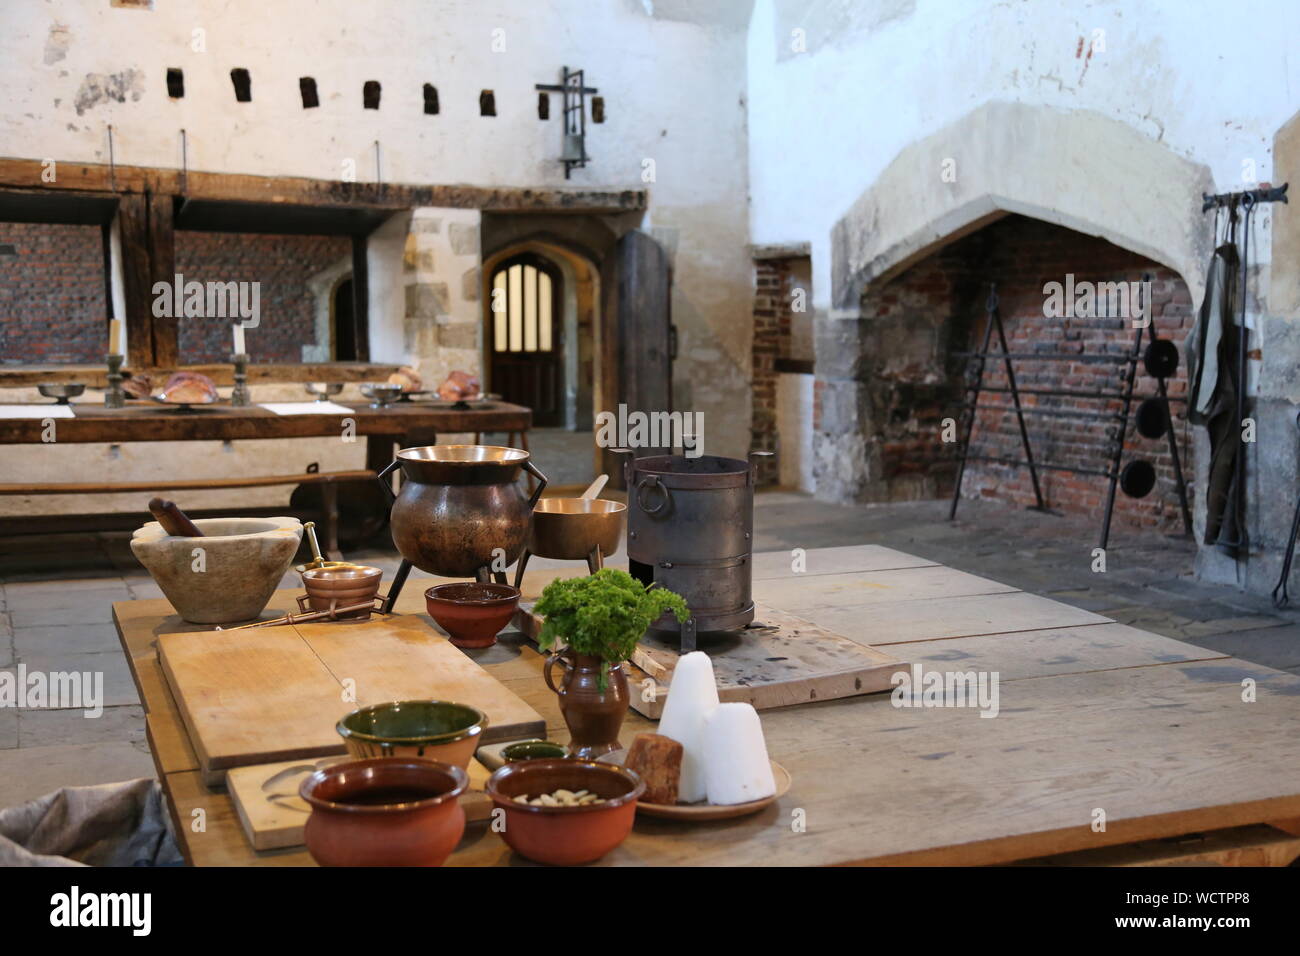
[159,613,545,784]
[227,755,494,851]
[515,602,908,719]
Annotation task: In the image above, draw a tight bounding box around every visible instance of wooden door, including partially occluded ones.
[488,254,563,426]
[616,230,673,447]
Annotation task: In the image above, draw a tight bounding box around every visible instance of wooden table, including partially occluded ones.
[0,399,532,471]
[113,545,1300,866]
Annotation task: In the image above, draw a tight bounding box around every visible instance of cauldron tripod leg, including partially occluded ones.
[681,616,697,654]
[513,550,532,590]
[383,559,413,614]
[586,546,603,574]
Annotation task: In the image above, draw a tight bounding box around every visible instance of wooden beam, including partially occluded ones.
[147,191,177,367]
[116,192,154,369]
[351,234,370,363]
[0,157,647,214]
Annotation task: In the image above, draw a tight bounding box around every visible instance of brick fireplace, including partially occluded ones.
[819,214,1196,533]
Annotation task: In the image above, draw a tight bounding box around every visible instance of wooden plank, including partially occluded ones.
[627,604,908,718]
[350,234,370,362]
[115,191,153,369]
[0,401,531,445]
[0,362,400,388]
[895,621,1229,683]
[750,544,937,581]
[159,626,348,784]
[227,755,494,851]
[165,769,312,867]
[1016,824,1300,867]
[0,157,647,213]
[753,564,1017,612]
[801,590,1112,645]
[293,615,546,744]
[146,190,177,367]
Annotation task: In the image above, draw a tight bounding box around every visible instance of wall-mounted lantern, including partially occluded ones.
[535,66,597,179]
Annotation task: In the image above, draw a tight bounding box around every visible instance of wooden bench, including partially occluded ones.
[0,467,378,558]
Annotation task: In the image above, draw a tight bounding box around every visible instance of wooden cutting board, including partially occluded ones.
[227,755,494,852]
[514,602,908,719]
[159,614,545,784]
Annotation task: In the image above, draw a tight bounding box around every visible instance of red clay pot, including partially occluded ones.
[425,582,520,648]
[486,759,643,865]
[299,758,468,867]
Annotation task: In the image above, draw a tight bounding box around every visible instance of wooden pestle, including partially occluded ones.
[148,497,204,537]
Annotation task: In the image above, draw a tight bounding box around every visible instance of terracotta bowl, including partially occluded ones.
[486,759,644,865]
[301,565,383,620]
[425,582,520,649]
[336,699,488,768]
[300,757,468,867]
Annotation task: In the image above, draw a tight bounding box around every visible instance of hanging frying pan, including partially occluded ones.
[1143,339,1180,379]
[1120,459,1157,498]
[1135,397,1169,439]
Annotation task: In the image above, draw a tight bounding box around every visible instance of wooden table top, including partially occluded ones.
[0,400,531,444]
[113,545,1300,866]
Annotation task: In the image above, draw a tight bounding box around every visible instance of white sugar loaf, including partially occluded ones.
[656,650,720,804]
[703,703,776,806]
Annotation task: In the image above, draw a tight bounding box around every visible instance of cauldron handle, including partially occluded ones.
[523,460,549,509]
[376,459,401,501]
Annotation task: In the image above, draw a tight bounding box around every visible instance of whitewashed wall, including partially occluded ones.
[0,0,754,513]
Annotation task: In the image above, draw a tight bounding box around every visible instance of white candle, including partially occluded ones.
[233,323,246,356]
[108,319,122,356]
[656,650,719,804]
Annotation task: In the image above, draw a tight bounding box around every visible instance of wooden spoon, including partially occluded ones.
[581,474,609,500]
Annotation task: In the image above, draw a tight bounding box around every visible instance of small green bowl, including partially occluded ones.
[501,740,569,763]
[336,699,487,769]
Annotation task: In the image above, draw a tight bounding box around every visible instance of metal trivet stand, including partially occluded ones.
[948,279,1192,550]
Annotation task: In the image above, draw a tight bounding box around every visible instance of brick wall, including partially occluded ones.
[0,222,107,364]
[751,257,793,484]
[175,231,351,363]
[862,214,1194,531]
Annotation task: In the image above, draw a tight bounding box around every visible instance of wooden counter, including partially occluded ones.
[113,545,1300,866]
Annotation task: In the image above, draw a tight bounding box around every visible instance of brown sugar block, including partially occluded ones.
[626,733,683,805]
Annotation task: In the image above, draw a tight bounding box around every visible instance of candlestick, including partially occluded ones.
[233,322,246,356]
[230,353,251,407]
[104,353,125,409]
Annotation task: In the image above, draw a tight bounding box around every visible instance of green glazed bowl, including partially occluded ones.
[336,699,488,769]
[501,740,569,763]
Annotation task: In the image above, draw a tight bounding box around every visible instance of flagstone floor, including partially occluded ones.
[2,491,1298,807]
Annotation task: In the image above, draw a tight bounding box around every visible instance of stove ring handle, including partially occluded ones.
[635,474,671,515]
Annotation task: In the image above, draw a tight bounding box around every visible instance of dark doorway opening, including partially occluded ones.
[333,276,356,360]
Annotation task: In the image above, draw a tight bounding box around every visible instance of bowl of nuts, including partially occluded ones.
[485,759,644,865]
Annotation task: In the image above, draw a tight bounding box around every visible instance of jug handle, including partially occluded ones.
[523,460,549,509]
[376,459,401,500]
[543,650,569,695]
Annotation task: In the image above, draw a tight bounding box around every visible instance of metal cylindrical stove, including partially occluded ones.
[625,454,756,650]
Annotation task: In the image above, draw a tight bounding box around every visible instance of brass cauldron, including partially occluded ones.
[513,498,626,587]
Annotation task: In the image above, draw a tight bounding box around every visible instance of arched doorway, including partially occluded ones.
[487,252,564,426]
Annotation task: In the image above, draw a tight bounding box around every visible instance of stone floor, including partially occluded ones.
[2,490,1298,808]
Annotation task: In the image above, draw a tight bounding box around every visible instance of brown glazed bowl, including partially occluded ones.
[486,759,644,865]
[299,757,468,867]
[301,565,383,620]
[425,581,520,648]
[336,699,487,768]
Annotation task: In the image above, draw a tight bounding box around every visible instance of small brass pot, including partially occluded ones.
[299,565,383,620]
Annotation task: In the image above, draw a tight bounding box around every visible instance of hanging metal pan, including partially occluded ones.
[1143,339,1180,379]
[1120,459,1157,498]
[1135,397,1169,439]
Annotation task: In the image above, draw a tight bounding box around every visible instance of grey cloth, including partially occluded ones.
[0,778,183,867]
[1186,241,1246,553]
